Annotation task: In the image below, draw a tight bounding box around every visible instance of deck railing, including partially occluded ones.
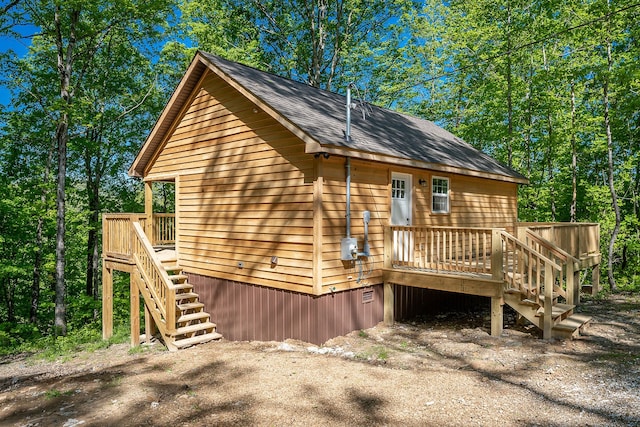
[103,213,175,261]
[153,213,176,246]
[102,213,146,261]
[517,222,600,259]
[386,226,494,274]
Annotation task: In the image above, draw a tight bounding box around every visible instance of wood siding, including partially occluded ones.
[414,172,518,231]
[143,72,517,298]
[147,73,316,294]
[318,160,517,293]
[190,273,383,345]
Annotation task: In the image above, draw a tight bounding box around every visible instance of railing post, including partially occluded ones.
[145,181,153,244]
[543,263,553,339]
[384,226,393,269]
[566,260,576,306]
[491,229,504,282]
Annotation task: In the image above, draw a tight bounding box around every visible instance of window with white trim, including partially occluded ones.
[432,177,449,213]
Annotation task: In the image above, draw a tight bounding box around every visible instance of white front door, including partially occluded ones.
[391,173,412,226]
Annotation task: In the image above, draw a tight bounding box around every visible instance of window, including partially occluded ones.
[392,178,406,200]
[432,177,449,213]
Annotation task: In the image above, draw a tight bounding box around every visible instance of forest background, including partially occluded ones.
[0,0,638,353]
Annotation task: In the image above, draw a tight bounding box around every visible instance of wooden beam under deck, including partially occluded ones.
[383,268,502,298]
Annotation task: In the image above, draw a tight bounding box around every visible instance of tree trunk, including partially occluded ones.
[54,116,68,336]
[84,129,101,298]
[603,24,619,292]
[570,80,577,222]
[31,141,54,323]
[547,112,556,222]
[505,0,513,169]
[53,5,80,335]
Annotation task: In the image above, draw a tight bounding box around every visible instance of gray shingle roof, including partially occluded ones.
[200,52,527,183]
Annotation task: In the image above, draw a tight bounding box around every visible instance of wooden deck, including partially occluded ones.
[382,224,601,339]
[102,214,600,344]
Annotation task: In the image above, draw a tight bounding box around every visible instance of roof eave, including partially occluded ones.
[311,145,529,184]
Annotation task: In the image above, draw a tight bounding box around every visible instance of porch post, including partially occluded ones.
[144,180,153,242]
[102,262,113,340]
[130,273,140,347]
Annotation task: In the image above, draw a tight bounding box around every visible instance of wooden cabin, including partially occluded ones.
[102,52,601,350]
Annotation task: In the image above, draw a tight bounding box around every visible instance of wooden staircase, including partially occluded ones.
[500,230,591,339]
[504,292,591,339]
[161,256,222,350]
[131,222,221,351]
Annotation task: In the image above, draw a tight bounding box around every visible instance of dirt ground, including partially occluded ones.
[1,294,639,427]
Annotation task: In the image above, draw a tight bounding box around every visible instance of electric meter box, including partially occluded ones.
[340,237,358,260]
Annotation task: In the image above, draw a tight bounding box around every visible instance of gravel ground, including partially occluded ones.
[1,293,639,426]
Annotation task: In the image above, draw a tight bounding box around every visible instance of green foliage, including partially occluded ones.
[0,0,638,352]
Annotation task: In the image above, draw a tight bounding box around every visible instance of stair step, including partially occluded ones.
[171,321,217,337]
[175,292,199,302]
[173,332,223,349]
[177,311,210,324]
[168,274,188,283]
[177,302,204,312]
[552,314,592,339]
[173,283,193,292]
[163,263,180,271]
[536,303,575,319]
[520,298,540,307]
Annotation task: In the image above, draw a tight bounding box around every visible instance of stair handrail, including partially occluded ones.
[524,228,580,306]
[524,229,579,266]
[499,230,561,338]
[131,221,177,336]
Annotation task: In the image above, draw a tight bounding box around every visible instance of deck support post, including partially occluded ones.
[384,282,394,326]
[591,265,600,295]
[130,274,140,347]
[102,262,113,340]
[144,304,156,344]
[490,297,503,336]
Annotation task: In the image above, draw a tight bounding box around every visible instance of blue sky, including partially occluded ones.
[0,25,36,107]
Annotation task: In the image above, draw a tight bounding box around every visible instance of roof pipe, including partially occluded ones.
[346,84,352,142]
[346,156,351,238]
[345,83,355,238]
